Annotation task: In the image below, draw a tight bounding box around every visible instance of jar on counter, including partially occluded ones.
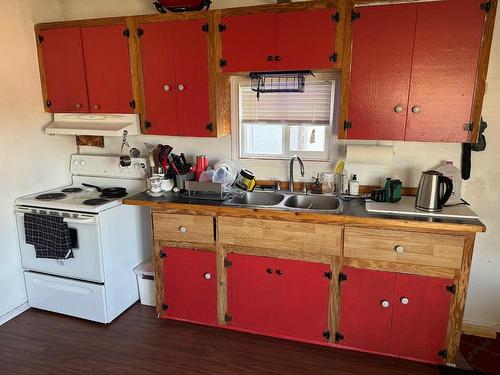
[321,172,335,194]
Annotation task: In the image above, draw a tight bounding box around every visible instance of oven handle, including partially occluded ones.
[32,278,93,295]
[63,217,96,224]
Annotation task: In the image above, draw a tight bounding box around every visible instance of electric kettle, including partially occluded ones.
[415,170,453,212]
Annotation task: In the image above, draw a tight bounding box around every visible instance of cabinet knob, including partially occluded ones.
[400,297,410,305]
[381,300,390,308]
[75,103,81,109]
[163,84,170,92]
[412,106,421,114]
[275,55,281,62]
[93,104,100,110]
[394,105,403,113]
[276,269,283,276]
[178,226,187,233]
[177,84,185,91]
[266,268,273,274]
[394,245,405,254]
[204,272,212,280]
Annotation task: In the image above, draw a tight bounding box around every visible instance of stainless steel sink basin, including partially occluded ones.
[283,195,342,211]
[225,192,285,206]
[223,191,342,213]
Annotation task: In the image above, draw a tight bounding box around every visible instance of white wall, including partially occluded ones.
[57,0,500,330]
[0,0,75,321]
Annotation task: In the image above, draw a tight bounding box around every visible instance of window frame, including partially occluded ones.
[231,73,340,163]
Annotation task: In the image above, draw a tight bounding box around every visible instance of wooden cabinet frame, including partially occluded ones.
[144,202,485,365]
[34,0,496,141]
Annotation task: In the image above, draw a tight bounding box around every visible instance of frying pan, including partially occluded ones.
[82,183,127,198]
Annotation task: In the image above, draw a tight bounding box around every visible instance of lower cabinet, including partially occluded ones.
[226,253,331,342]
[162,247,217,325]
[339,266,453,363]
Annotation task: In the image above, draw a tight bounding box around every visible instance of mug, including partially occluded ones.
[148,177,162,193]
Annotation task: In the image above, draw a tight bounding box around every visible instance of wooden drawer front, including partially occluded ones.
[344,227,464,269]
[153,213,214,243]
[218,217,341,256]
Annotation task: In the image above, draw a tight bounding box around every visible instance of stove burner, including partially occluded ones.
[61,188,83,193]
[35,193,67,201]
[83,198,109,206]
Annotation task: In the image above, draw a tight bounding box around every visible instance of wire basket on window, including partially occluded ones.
[249,71,313,99]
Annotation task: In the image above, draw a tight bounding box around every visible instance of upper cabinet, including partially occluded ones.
[81,25,134,114]
[38,27,89,113]
[220,8,338,73]
[346,0,485,142]
[37,24,134,114]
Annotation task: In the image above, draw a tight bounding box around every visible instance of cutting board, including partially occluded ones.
[365,196,479,219]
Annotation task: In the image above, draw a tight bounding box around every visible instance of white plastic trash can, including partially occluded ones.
[134,260,155,306]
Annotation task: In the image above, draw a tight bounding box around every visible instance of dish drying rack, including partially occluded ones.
[249,70,313,99]
[182,181,238,201]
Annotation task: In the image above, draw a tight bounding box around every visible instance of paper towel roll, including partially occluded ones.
[346,145,394,165]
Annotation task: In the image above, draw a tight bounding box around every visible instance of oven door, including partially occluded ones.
[15,206,105,283]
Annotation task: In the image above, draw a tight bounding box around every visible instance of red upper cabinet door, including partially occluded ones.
[276,8,337,71]
[39,27,88,113]
[389,274,453,363]
[339,267,396,353]
[172,19,211,137]
[139,22,178,135]
[347,4,417,140]
[221,13,277,73]
[162,247,217,325]
[226,254,276,334]
[405,0,485,142]
[81,24,133,114]
[274,259,330,342]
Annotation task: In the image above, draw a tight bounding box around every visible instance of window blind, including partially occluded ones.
[240,80,334,125]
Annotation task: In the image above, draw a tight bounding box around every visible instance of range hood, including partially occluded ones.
[45,113,140,137]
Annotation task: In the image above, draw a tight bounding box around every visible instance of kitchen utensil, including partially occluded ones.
[234,168,256,192]
[415,171,453,212]
[82,183,127,198]
[129,148,141,158]
[195,155,209,180]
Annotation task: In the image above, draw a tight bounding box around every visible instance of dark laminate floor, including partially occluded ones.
[0,304,442,375]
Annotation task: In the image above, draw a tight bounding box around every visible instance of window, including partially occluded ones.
[235,77,336,161]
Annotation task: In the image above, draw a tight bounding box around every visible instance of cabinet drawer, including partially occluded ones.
[218,217,341,256]
[153,213,214,243]
[344,227,464,269]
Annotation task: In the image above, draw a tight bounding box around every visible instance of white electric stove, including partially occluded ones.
[14,154,151,323]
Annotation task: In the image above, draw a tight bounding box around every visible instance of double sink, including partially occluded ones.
[224,191,343,213]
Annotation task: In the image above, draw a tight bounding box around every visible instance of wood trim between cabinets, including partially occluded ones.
[470,0,497,143]
[153,239,164,316]
[445,234,476,364]
[126,17,146,128]
[338,0,354,139]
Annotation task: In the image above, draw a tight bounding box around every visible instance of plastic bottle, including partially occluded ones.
[437,160,462,205]
[349,174,359,196]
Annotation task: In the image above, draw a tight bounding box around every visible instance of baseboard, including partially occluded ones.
[0,302,29,326]
[462,321,498,339]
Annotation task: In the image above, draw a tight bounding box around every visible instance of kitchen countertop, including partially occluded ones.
[124,192,486,234]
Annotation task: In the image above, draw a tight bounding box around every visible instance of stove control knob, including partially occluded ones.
[134,163,141,169]
[79,160,87,167]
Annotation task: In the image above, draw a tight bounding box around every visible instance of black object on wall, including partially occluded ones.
[461,118,487,180]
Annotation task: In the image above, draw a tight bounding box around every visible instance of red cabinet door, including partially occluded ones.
[221,13,276,73]
[389,274,453,363]
[139,21,178,135]
[39,27,89,113]
[405,0,485,142]
[81,24,133,113]
[172,19,211,137]
[226,254,276,334]
[276,8,337,71]
[339,267,396,353]
[162,247,217,325]
[347,4,417,140]
[274,259,330,342]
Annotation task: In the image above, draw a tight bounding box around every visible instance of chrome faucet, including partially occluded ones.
[289,155,305,192]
